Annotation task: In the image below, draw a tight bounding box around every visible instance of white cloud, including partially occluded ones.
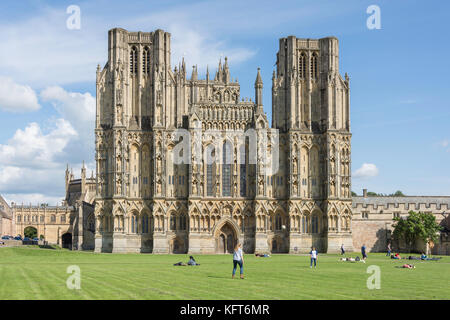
[2,193,64,207]
[0,120,77,169]
[353,163,379,179]
[0,120,78,204]
[40,86,96,165]
[439,140,449,148]
[0,76,40,112]
[40,86,95,132]
[169,26,256,73]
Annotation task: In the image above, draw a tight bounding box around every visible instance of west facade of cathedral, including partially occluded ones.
[93,28,352,254]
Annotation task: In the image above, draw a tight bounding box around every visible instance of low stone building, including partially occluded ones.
[0,195,14,237]
[12,164,96,249]
[352,189,450,255]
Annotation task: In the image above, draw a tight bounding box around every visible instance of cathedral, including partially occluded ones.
[93,28,353,254]
[3,28,449,255]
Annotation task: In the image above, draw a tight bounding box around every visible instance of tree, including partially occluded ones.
[351,191,357,197]
[24,226,37,239]
[392,211,442,252]
[391,190,405,197]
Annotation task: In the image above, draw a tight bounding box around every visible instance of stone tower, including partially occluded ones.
[272,36,353,252]
[94,28,352,254]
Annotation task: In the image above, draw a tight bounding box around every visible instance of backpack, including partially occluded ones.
[355,256,360,261]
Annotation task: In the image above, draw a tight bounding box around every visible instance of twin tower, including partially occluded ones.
[94,28,352,254]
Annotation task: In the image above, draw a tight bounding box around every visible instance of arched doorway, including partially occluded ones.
[62,233,72,250]
[215,222,237,254]
[24,226,37,239]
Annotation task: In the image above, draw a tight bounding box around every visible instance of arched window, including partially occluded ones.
[143,46,150,75]
[222,141,232,196]
[61,215,66,223]
[141,213,149,233]
[131,214,138,233]
[310,52,318,79]
[275,214,282,231]
[130,46,138,75]
[311,214,319,234]
[51,215,56,223]
[298,52,306,79]
[206,146,215,196]
[239,143,247,197]
[17,215,21,223]
[180,214,187,231]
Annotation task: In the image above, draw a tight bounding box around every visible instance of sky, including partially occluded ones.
[0,0,449,205]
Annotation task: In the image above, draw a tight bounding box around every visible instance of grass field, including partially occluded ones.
[0,246,448,300]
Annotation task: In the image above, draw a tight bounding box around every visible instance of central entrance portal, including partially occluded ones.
[215,223,236,254]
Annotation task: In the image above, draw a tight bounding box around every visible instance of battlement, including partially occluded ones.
[352,196,450,212]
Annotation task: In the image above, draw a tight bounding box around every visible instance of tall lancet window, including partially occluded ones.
[222,141,232,197]
[298,52,306,79]
[239,143,247,197]
[206,146,215,196]
[310,52,318,79]
[130,46,138,75]
[143,46,150,75]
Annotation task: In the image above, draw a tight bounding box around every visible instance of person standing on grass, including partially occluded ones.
[310,247,318,268]
[232,243,244,279]
[386,242,391,256]
[361,244,367,260]
[341,244,345,255]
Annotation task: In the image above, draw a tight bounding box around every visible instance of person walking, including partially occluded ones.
[361,244,367,260]
[310,247,318,268]
[232,243,244,279]
[386,242,391,256]
[341,244,345,255]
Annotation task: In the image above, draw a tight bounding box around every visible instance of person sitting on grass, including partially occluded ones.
[391,253,401,259]
[188,256,200,266]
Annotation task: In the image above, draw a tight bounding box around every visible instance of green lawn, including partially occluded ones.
[0,246,448,300]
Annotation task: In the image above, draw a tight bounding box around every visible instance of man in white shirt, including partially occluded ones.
[310,247,318,268]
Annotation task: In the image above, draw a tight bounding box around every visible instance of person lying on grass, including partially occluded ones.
[173,256,200,266]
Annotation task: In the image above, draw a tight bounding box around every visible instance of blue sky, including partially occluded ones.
[0,0,449,204]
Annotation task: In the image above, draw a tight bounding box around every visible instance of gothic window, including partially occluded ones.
[239,144,247,197]
[143,46,150,75]
[130,46,138,75]
[310,52,318,79]
[142,213,149,233]
[51,215,56,223]
[131,214,138,233]
[275,214,282,231]
[61,215,66,223]
[17,215,21,223]
[180,214,187,230]
[311,215,319,233]
[40,215,44,223]
[222,141,232,196]
[298,52,306,79]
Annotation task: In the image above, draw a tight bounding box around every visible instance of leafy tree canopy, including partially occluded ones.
[392,211,442,251]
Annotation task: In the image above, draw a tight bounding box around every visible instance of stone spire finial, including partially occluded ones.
[255,67,263,86]
[191,65,198,81]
